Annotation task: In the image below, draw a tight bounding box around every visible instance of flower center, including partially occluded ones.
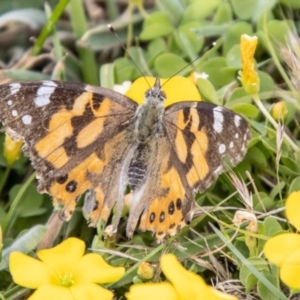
[59,272,75,287]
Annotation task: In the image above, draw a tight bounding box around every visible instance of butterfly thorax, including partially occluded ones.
[133,78,166,143]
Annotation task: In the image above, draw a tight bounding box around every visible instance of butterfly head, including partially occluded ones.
[144,77,166,102]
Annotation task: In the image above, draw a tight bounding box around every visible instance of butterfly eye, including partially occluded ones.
[158,90,166,102]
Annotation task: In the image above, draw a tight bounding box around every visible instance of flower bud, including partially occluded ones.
[271,101,287,121]
[3,135,23,166]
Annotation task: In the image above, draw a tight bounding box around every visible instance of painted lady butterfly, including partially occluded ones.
[0,76,250,241]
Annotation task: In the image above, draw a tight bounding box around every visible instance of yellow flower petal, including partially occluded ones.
[125,76,201,107]
[240,34,260,94]
[28,285,73,300]
[161,254,237,300]
[37,238,85,272]
[280,248,300,289]
[125,282,178,300]
[71,282,113,300]
[9,252,58,288]
[207,287,238,300]
[286,191,300,231]
[160,254,206,298]
[74,253,124,284]
[264,233,300,266]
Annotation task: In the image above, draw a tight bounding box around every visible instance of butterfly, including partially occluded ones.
[0,76,250,241]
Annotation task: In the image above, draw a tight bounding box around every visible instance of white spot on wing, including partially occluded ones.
[7,100,12,106]
[234,115,241,127]
[219,144,226,154]
[22,115,32,125]
[34,81,57,107]
[229,141,234,148]
[235,133,239,139]
[10,83,21,95]
[213,106,224,133]
[12,110,18,117]
[214,165,222,174]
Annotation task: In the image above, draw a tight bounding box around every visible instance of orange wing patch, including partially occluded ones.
[139,164,187,240]
[51,152,106,220]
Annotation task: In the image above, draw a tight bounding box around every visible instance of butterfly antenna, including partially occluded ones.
[108,24,151,89]
[161,42,216,88]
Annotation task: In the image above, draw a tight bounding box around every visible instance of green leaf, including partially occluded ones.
[9,184,45,218]
[213,2,233,24]
[114,57,138,83]
[270,181,285,200]
[230,0,276,21]
[226,44,241,68]
[289,176,300,194]
[0,225,47,270]
[223,21,253,55]
[227,87,252,104]
[0,8,45,29]
[253,193,274,212]
[258,71,275,100]
[264,216,283,237]
[154,53,191,77]
[181,0,221,23]
[156,0,185,24]
[147,38,168,66]
[230,0,257,20]
[229,103,259,118]
[140,12,173,41]
[100,63,115,89]
[198,57,236,87]
[266,20,292,47]
[176,21,203,59]
[281,157,300,174]
[196,78,219,104]
[257,271,280,300]
[247,147,267,167]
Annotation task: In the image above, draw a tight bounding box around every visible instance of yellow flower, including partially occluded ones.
[271,101,287,121]
[125,76,201,107]
[264,191,300,289]
[239,34,260,94]
[3,135,23,166]
[9,238,125,300]
[126,254,237,300]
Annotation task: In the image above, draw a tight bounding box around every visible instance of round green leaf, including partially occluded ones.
[223,22,253,55]
[198,57,236,87]
[229,103,259,118]
[140,12,173,41]
[258,71,275,100]
[230,0,258,20]
[247,146,268,167]
[226,44,242,68]
[154,53,191,78]
[264,216,283,237]
[140,23,173,41]
[196,78,219,104]
[181,0,221,24]
[213,2,233,24]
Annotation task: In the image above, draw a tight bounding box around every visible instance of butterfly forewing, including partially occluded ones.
[164,101,250,192]
[0,80,137,221]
